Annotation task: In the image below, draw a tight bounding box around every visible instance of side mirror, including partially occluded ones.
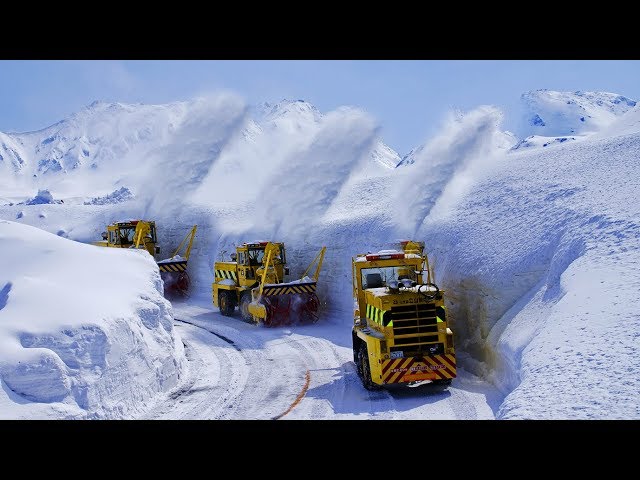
[155,247,160,254]
[230,253,237,261]
[284,267,290,275]
[101,232,107,240]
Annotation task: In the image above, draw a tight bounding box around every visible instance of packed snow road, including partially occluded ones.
[141,297,502,420]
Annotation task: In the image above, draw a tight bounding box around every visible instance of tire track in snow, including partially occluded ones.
[212,327,304,420]
[149,311,309,419]
[168,302,320,419]
[447,386,478,420]
[322,338,398,420]
[271,335,340,419]
[185,326,249,419]
[141,321,248,419]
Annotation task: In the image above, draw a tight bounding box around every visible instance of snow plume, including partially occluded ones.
[135,93,248,218]
[251,107,379,239]
[191,106,320,208]
[395,106,505,236]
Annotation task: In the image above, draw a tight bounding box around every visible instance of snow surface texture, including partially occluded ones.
[25,189,62,205]
[0,221,186,419]
[0,90,638,419]
[83,187,134,205]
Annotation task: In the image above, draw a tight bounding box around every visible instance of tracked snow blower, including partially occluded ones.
[212,241,326,326]
[94,220,197,297]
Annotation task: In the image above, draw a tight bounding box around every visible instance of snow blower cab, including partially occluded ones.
[213,241,326,326]
[94,219,160,256]
[94,220,197,298]
[351,240,456,390]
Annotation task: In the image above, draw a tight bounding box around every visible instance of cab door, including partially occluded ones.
[237,251,253,286]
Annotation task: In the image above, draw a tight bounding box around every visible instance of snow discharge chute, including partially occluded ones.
[156,225,198,298]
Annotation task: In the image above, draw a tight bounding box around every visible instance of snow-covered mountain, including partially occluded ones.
[522,89,636,136]
[511,90,637,151]
[2,95,250,216]
[251,99,398,168]
[1,101,188,177]
[252,99,323,133]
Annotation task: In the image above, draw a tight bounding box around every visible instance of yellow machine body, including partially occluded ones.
[212,242,326,326]
[93,219,159,256]
[351,241,456,390]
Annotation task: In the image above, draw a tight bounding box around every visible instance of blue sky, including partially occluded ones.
[1,60,639,154]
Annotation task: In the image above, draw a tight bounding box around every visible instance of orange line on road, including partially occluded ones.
[272,370,310,420]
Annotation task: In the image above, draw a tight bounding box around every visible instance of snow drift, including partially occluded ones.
[418,107,640,419]
[0,221,186,419]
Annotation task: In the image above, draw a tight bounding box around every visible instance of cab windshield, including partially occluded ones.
[361,265,417,289]
[248,246,286,265]
[118,224,156,245]
[118,227,136,245]
[248,248,265,265]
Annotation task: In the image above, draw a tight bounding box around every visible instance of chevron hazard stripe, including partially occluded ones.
[215,269,238,282]
[366,304,389,327]
[262,282,316,296]
[381,354,456,384]
[159,261,187,273]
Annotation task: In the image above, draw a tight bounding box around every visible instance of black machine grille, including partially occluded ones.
[389,302,442,357]
[391,303,437,335]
